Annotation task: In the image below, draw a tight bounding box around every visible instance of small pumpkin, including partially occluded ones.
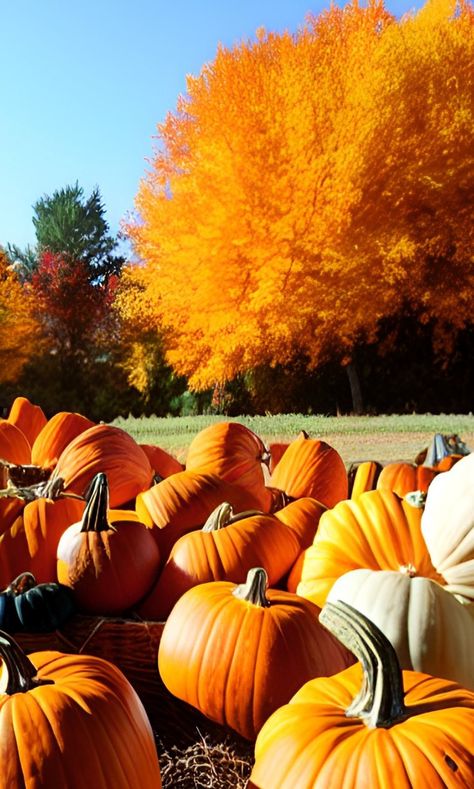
[31,410,95,470]
[348,460,382,498]
[250,601,474,788]
[0,631,162,788]
[0,572,76,633]
[376,461,438,498]
[158,567,354,740]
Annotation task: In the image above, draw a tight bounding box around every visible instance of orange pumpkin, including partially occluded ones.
[7,396,47,447]
[48,424,154,508]
[31,410,95,470]
[0,631,162,788]
[57,473,160,615]
[0,496,85,586]
[140,443,184,479]
[0,421,31,468]
[137,498,324,620]
[250,601,474,788]
[348,460,382,498]
[185,421,272,511]
[136,469,274,562]
[376,461,439,498]
[292,489,443,608]
[269,431,348,508]
[158,568,354,740]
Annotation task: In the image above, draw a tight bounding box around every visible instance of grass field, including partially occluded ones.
[112,412,474,466]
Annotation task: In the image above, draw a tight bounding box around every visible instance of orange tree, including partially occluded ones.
[0,248,40,389]
[120,0,474,409]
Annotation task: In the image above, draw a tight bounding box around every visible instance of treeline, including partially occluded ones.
[1,0,473,419]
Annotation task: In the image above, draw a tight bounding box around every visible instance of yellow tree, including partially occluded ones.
[0,249,40,384]
[121,0,473,400]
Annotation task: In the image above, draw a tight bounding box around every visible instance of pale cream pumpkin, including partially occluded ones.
[327,568,474,690]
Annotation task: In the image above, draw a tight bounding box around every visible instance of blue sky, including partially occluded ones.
[1,0,425,252]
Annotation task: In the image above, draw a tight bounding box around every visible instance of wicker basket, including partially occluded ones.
[14,613,165,711]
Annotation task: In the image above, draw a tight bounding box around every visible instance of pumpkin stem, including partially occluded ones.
[404,490,426,508]
[202,502,264,532]
[233,567,270,607]
[0,631,53,695]
[319,601,407,728]
[80,473,114,533]
[3,572,37,595]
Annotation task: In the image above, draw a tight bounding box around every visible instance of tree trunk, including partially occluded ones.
[345,359,364,415]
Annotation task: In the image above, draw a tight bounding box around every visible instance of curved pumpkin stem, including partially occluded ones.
[319,601,406,728]
[3,572,37,596]
[0,631,52,695]
[233,567,270,607]
[80,473,114,533]
[202,502,264,532]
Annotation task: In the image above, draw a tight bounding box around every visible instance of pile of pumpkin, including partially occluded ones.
[1,395,474,787]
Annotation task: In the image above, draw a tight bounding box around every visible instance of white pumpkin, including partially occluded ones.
[421,451,474,600]
[327,567,474,690]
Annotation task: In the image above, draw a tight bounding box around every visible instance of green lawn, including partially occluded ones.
[112,413,474,466]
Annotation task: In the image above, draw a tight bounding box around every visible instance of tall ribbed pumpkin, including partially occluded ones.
[31,411,95,470]
[7,396,47,447]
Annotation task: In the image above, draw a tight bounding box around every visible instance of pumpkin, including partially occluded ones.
[0,631,161,788]
[0,496,85,587]
[293,489,443,608]
[158,567,354,740]
[31,410,95,470]
[7,396,47,447]
[0,420,31,473]
[348,460,382,498]
[57,473,160,615]
[140,443,184,480]
[269,431,348,508]
[136,469,274,562]
[250,601,474,788]
[137,498,325,620]
[0,571,76,632]
[185,421,272,511]
[47,424,154,508]
[376,461,438,498]
[327,568,474,690]
[421,452,474,600]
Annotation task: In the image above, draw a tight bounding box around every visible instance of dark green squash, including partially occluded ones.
[1,572,76,633]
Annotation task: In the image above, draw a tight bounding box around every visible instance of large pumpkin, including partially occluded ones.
[250,601,474,788]
[0,631,161,788]
[47,424,154,508]
[137,498,325,620]
[136,469,274,562]
[421,452,474,601]
[327,568,474,690]
[57,473,160,615]
[158,568,354,740]
[185,421,272,511]
[292,489,443,608]
[269,431,348,508]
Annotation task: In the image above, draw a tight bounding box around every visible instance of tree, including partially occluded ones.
[0,248,40,385]
[120,0,473,411]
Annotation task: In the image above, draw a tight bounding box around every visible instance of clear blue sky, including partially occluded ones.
[1,0,425,252]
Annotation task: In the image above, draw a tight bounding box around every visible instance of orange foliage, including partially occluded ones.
[121,0,474,388]
[0,249,41,383]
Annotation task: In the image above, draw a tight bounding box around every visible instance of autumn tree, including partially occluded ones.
[120,0,473,411]
[0,248,40,386]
